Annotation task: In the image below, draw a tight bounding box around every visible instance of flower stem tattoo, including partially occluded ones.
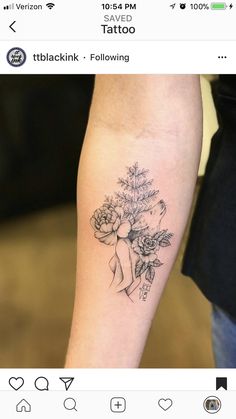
[90,163,173,302]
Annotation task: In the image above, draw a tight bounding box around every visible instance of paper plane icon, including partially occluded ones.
[59,377,74,391]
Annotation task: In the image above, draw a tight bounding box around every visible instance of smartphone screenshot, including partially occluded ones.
[0,0,235,417]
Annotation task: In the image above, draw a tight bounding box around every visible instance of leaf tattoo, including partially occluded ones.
[145,266,156,284]
[90,163,174,302]
[135,259,149,278]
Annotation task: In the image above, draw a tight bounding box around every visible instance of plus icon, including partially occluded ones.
[110,397,126,413]
[115,401,122,409]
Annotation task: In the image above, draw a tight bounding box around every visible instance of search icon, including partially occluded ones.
[34,376,49,391]
[64,398,77,411]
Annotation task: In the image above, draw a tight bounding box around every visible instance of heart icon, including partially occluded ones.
[158,398,173,411]
[9,377,24,391]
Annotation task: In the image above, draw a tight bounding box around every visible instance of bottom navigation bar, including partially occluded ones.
[0,369,234,418]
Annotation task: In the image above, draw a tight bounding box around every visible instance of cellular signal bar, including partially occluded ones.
[3,3,14,9]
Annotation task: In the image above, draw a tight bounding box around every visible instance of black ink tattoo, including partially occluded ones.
[139,283,151,302]
[90,163,173,302]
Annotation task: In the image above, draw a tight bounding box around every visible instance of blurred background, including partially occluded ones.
[0,75,217,368]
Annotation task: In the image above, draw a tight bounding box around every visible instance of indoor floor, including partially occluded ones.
[0,182,214,368]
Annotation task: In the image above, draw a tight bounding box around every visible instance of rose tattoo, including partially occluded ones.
[90,163,173,302]
[90,203,132,246]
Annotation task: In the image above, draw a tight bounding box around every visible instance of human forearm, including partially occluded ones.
[65,75,202,367]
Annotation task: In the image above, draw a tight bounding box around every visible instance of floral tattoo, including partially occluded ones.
[90,163,173,302]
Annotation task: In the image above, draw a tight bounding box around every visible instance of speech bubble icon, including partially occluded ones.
[34,377,49,391]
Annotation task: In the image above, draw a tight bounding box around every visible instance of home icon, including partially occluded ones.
[16,399,31,413]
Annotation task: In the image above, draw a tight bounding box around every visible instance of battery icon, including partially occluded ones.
[211,2,227,9]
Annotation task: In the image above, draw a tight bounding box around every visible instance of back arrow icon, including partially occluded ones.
[9,21,16,32]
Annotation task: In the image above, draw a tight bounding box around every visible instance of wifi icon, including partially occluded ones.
[46,2,55,9]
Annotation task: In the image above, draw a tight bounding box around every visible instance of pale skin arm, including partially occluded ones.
[65,75,203,368]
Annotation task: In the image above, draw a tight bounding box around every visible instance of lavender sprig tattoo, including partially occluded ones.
[90,163,173,302]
